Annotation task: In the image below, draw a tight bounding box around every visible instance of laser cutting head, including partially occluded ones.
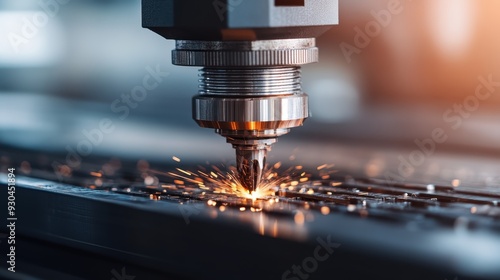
[142,0,338,192]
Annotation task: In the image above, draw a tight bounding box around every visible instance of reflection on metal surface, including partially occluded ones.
[31,157,500,238]
[3,152,500,279]
[4,154,500,240]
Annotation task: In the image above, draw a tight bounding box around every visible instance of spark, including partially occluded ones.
[90,171,102,177]
[150,162,337,202]
[172,156,181,162]
[176,168,191,176]
[207,200,217,206]
[317,164,328,170]
[153,161,309,200]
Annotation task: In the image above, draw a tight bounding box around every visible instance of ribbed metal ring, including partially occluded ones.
[199,66,302,96]
[173,48,318,66]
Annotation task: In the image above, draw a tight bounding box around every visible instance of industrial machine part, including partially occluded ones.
[142,0,339,192]
[5,157,500,280]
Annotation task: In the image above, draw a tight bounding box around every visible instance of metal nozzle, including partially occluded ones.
[180,39,314,193]
[235,146,267,193]
[223,133,284,193]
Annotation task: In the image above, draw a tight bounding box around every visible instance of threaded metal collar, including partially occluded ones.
[172,38,318,66]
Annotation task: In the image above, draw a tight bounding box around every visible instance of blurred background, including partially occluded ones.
[1,0,500,186]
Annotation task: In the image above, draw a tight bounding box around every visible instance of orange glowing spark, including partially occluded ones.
[151,161,308,200]
[317,164,328,170]
[149,161,338,202]
[90,171,102,177]
[176,168,191,176]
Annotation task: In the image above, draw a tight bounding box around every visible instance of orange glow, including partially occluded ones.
[294,211,305,225]
[90,171,102,177]
[153,161,337,202]
[317,164,328,170]
[162,162,311,200]
[321,206,330,215]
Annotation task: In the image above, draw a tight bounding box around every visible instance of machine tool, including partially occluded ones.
[4,2,500,280]
[142,0,339,192]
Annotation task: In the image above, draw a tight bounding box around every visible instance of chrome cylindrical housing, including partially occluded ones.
[175,38,317,192]
[194,65,308,138]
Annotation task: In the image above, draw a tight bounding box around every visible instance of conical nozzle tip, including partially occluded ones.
[235,147,267,193]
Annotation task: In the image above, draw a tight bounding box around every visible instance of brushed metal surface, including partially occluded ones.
[193,94,308,124]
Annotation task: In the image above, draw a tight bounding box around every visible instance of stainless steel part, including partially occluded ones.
[172,39,318,66]
[235,146,267,191]
[142,0,338,192]
[193,94,309,127]
[186,38,314,192]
